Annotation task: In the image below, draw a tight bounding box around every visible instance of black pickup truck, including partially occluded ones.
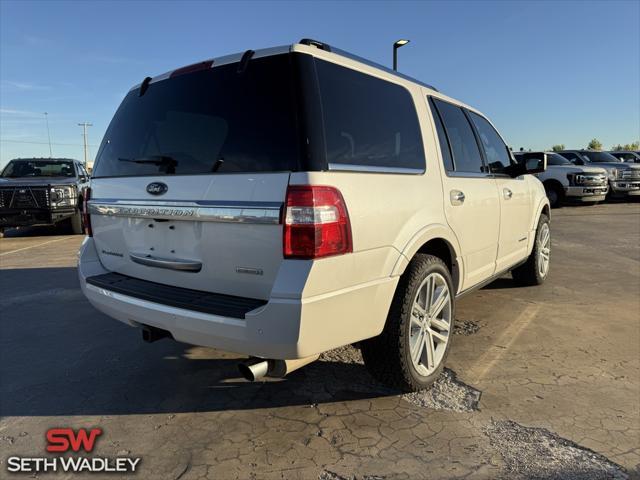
[0,158,90,237]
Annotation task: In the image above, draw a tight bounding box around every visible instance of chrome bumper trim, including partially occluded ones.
[88,201,282,224]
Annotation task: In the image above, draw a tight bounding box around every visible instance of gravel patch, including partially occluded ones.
[484,420,628,480]
[402,368,481,412]
[316,346,481,412]
[453,318,481,335]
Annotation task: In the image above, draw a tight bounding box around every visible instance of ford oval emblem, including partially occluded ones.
[146,182,168,196]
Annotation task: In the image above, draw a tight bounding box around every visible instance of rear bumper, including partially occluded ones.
[78,237,397,359]
[564,185,607,202]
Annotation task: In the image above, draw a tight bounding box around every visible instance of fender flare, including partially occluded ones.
[531,196,551,232]
[391,223,463,292]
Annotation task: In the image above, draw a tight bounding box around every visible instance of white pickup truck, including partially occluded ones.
[514,151,608,207]
[79,40,550,392]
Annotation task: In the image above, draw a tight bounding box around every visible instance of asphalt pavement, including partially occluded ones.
[1,203,638,479]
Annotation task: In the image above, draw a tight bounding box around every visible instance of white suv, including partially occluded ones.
[79,40,551,392]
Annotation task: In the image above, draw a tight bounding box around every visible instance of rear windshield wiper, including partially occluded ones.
[118,156,178,174]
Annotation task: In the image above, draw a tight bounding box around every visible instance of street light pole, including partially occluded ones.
[44,112,52,157]
[77,122,93,167]
[393,39,410,71]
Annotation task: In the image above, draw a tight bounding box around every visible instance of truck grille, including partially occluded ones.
[0,187,50,209]
[579,174,607,186]
[621,169,640,180]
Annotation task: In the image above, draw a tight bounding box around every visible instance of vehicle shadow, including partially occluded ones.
[481,276,521,290]
[0,267,400,417]
[2,224,71,238]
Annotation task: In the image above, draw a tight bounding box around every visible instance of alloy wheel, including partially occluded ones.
[409,272,452,376]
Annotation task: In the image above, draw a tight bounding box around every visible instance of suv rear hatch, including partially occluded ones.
[89,52,304,300]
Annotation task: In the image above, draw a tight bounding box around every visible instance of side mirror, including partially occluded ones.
[509,152,547,177]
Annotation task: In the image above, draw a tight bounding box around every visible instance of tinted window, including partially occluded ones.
[468,111,512,174]
[2,160,75,178]
[560,152,578,160]
[547,153,572,165]
[93,54,300,177]
[580,151,622,163]
[432,99,484,173]
[429,99,454,172]
[315,60,425,171]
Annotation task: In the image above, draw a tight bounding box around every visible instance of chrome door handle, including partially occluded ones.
[130,252,202,272]
[450,190,465,206]
[503,188,513,200]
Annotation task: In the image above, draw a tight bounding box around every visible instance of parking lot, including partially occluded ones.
[0,202,638,479]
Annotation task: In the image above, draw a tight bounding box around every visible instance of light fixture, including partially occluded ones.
[393,39,410,71]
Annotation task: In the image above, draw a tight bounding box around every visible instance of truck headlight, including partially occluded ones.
[50,186,77,207]
[567,173,583,185]
[608,168,618,180]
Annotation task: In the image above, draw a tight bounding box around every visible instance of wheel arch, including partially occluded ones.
[542,178,564,192]
[392,224,462,294]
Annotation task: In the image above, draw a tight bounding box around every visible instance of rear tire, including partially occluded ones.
[70,211,83,235]
[361,254,455,392]
[512,214,550,286]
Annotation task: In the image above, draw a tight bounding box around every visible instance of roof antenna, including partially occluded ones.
[139,77,152,97]
[237,50,255,74]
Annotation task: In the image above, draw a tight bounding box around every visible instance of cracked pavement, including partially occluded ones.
[0,202,638,479]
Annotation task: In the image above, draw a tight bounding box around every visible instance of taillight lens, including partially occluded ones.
[82,187,92,236]
[283,185,352,259]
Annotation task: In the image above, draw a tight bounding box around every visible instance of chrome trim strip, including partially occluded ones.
[327,163,424,175]
[88,201,281,224]
[130,253,202,272]
[90,198,283,208]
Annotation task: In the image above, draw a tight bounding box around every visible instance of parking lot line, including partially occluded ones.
[468,304,540,383]
[0,237,73,256]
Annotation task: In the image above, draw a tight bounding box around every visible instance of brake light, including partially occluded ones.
[82,187,92,237]
[283,185,352,259]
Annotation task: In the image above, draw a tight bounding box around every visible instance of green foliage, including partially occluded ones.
[587,138,603,151]
[610,141,640,151]
[551,144,565,152]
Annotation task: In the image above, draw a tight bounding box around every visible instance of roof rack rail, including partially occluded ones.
[299,38,332,52]
[296,38,438,92]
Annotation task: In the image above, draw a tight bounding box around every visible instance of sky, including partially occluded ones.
[1,0,639,168]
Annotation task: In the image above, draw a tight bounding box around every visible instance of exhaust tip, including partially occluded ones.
[238,359,269,381]
[141,325,172,343]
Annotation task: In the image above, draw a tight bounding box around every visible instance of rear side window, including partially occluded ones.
[432,99,484,174]
[93,54,300,177]
[315,59,425,172]
[428,99,454,172]
[468,111,513,174]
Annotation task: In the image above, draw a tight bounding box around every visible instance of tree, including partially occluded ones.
[551,144,565,152]
[587,138,602,151]
[609,141,638,151]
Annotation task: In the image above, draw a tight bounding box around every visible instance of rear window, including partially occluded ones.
[315,59,425,172]
[93,54,300,178]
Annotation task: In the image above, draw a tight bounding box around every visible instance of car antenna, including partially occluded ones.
[139,77,152,97]
[237,50,255,74]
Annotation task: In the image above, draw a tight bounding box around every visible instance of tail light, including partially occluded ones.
[283,185,352,259]
[82,187,92,236]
